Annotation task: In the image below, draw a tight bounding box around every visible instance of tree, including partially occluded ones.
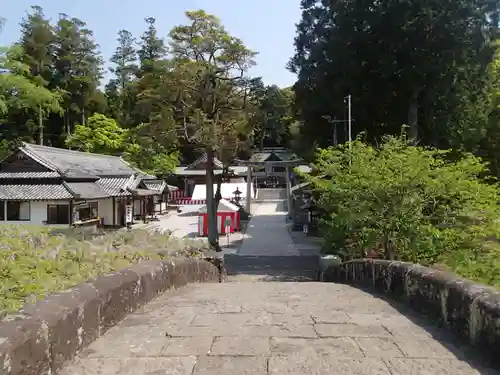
[478,44,500,177]
[290,0,500,151]
[51,14,103,145]
[247,79,295,149]
[168,10,256,249]
[17,5,56,144]
[0,45,61,139]
[307,131,500,265]
[123,138,179,176]
[65,113,125,154]
[106,29,137,127]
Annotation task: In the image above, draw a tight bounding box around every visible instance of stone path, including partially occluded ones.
[238,202,299,256]
[61,282,497,375]
[61,201,499,374]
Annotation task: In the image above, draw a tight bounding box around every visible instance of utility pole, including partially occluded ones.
[344,95,352,167]
[332,116,338,145]
[347,95,352,144]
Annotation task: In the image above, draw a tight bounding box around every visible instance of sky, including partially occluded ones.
[1,0,301,88]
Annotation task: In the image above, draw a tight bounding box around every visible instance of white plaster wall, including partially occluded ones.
[4,200,70,227]
[133,200,141,215]
[98,198,115,226]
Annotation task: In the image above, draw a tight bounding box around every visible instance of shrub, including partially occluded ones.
[307,134,500,271]
[0,225,209,315]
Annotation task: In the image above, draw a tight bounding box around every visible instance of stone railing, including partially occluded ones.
[0,257,220,375]
[322,259,500,361]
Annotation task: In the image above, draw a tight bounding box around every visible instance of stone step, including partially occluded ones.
[256,188,286,200]
[224,254,319,281]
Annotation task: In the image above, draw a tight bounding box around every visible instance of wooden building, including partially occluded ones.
[0,142,170,228]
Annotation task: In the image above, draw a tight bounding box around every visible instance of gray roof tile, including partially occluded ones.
[0,184,72,200]
[96,177,131,196]
[0,172,60,179]
[186,153,223,170]
[65,182,110,199]
[22,143,138,177]
[144,180,167,192]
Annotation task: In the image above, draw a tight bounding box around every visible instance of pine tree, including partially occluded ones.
[17,5,56,144]
[51,14,103,146]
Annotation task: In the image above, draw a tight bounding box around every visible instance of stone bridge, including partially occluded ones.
[2,202,499,375]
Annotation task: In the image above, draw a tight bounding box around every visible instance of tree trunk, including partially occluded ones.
[205,148,220,251]
[407,87,420,142]
[383,233,395,260]
[38,105,43,145]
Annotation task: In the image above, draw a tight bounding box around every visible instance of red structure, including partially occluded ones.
[198,199,240,236]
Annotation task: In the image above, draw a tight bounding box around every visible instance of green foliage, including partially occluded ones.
[248,79,296,149]
[123,141,179,176]
[0,225,209,315]
[65,113,126,154]
[308,134,500,270]
[0,45,61,117]
[290,0,500,152]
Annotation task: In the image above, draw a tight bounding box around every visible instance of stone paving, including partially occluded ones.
[238,202,301,256]
[60,200,499,374]
[61,282,498,375]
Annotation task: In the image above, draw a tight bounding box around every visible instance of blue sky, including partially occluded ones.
[1,0,301,87]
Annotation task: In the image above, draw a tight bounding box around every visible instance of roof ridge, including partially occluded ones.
[25,143,123,160]
[21,142,61,173]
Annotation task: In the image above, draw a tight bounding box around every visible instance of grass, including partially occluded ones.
[0,225,210,315]
[436,240,500,289]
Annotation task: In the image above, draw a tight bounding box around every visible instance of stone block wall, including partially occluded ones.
[0,258,220,375]
[322,259,500,362]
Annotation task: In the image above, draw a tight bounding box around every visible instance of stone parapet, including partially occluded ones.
[0,257,220,375]
[322,259,500,362]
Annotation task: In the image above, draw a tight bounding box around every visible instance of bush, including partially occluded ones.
[0,225,209,315]
[307,134,500,275]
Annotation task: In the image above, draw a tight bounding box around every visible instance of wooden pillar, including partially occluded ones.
[183,177,188,195]
[69,200,74,226]
[112,197,116,227]
[142,198,146,223]
[246,165,252,213]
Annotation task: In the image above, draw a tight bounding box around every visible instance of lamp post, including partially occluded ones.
[233,187,242,206]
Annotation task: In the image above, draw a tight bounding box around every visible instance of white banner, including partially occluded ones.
[126,205,133,223]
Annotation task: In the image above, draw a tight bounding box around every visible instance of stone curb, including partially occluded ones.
[0,257,220,375]
[322,259,500,362]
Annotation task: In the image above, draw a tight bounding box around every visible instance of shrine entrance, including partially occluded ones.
[234,158,305,219]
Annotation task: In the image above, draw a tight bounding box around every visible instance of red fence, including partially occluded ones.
[168,189,206,205]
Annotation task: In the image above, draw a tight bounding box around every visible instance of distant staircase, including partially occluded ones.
[256,188,286,201]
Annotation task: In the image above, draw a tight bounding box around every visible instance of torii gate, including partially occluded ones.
[234,159,305,217]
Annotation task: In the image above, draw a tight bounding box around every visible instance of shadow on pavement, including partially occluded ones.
[344,285,500,372]
[224,254,319,282]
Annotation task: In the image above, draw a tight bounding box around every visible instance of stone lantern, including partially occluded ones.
[233,187,242,205]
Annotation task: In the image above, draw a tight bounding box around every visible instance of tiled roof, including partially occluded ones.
[144,180,167,192]
[0,172,60,179]
[0,184,72,200]
[250,152,272,162]
[133,188,158,197]
[22,143,138,178]
[186,153,224,170]
[249,149,298,163]
[167,184,179,191]
[175,167,226,176]
[96,177,131,196]
[65,182,110,199]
